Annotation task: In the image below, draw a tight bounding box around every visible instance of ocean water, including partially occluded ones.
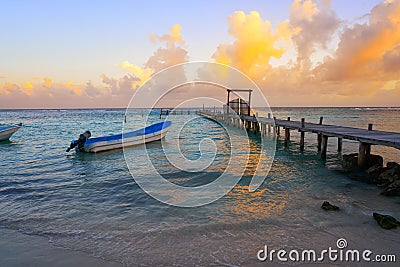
[0,107,399,266]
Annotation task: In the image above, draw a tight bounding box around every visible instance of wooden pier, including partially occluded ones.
[159,108,193,118]
[196,110,400,168]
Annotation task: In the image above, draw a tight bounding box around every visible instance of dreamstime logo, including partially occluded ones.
[122,62,276,207]
[336,238,347,249]
[257,238,397,263]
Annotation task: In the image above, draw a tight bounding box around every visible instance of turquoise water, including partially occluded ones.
[0,108,399,266]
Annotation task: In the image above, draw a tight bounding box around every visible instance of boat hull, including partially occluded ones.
[84,129,168,153]
[82,121,172,153]
[0,125,21,141]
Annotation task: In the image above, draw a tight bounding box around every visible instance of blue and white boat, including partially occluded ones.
[83,121,172,153]
[0,124,22,141]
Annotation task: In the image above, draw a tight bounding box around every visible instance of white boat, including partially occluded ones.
[83,121,172,153]
[0,124,22,141]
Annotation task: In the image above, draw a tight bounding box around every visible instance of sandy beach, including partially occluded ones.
[0,228,121,267]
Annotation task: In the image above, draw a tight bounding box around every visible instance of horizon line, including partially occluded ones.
[1,106,400,111]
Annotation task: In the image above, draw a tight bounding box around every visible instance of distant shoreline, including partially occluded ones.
[1,106,400,111]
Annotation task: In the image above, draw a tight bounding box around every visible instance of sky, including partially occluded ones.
[1,0,399,108]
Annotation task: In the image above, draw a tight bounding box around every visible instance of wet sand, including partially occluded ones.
[0,228,122,267]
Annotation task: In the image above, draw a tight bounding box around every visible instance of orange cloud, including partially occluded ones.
[116,61,153,88]
[150,24,184,47]
[22,82,34,96]
[101,73,140,95]
[106,24,189,96]
[64,81,83,95]
[213,11,292,79]
[44,77,52,88]
[211,1,400,106]
[145,24,188,72]
[315,0,400,81]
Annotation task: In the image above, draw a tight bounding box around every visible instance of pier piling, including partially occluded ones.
[366,123,373,155]
[284,117,291,146]
[267,113,271,133]
[358,142,368,167]
[321,135,328,160]
[317,116,323,151]
[300,118,305,151]
[337,138,342,152]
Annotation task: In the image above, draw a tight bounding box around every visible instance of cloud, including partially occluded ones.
[0,80,85,98]
[145,24,188,72]
[383,45,400,72]
[44,77,52,88]
[0,78,121,108]
[100,73,139,95]
[210,1,400,106]
[101,24,189,97]
[150,24,184,48]
[213,11,292,78]
[289,0,340,70]
[0,82,19,95]
[145,46,188,73]
[313,0,400,81]
[84,81,104,97]
[64,81,83,95]
[115,61,153,88]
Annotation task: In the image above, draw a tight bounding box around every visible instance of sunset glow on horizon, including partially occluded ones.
[1,0,399,108]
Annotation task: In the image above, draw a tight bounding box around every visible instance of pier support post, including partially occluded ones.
[254,113,259,133]
[337,138,342,152]
[300,118,305,151]
[317,135,322,151]
[358,142,368,168]
[317,116,324,151]
[284,117,290,146]
[286,117,291,139]
[267,113,271,132]
[366,124,373,155]
[273,117,280,136]
[261,123,266,136]
[321,135,328,159]
[321,135,328,160]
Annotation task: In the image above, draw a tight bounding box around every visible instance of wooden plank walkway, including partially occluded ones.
[245,115,400,149]
[196,110,400,167]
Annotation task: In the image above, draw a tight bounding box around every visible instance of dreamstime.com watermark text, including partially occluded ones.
[257,238,396,263]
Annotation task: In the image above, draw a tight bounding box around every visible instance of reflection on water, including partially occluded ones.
[0,108,399,266]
